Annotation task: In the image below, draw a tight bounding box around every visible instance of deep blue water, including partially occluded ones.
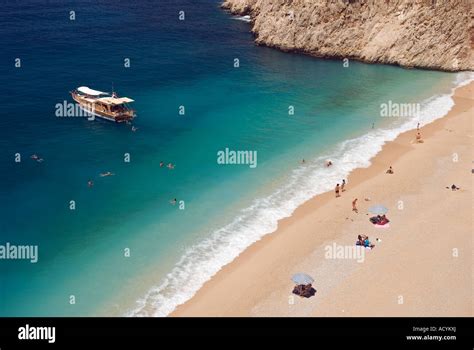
[0,0,459,316]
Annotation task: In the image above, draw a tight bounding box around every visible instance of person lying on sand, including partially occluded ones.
[447,184,460,191]
[378,215,389,225]
[386,166,394,174]
[364,237,375,248]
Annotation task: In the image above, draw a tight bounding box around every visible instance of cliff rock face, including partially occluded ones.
[222,0,473,71]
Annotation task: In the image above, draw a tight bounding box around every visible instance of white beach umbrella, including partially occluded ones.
[291,273,314,285]
[368,205,388,215]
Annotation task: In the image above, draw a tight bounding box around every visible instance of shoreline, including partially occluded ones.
[171,80,473,316]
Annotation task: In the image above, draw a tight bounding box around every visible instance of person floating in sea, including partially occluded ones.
[341,179,346,192]
[160,161,164,168]
[170,198,177,205]
[131,126,138,132]
[30,154,44,162]
[352,198,358,213]
[326,160,333,167]
[87,180,94,188]
[335,183,340,198]
[167,163,175,170]
[300,159,306,164]
[386,166,394,174]
[100,171,115,177]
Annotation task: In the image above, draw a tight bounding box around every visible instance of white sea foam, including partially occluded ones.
[126,72,473,317]
[232,15,251,23]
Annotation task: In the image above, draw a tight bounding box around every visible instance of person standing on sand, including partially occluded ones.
[341,179,346,192]
[335,184,340,198]
[352,198,358,213]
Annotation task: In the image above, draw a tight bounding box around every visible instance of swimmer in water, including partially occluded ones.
[170,198,177,205]
[167,163,175,169]
[100,172,115,177]
[88,180,94,187]
[160,161,164,168]
[326,160,333,167]
[131,126,138,132]
[30,154,43,162]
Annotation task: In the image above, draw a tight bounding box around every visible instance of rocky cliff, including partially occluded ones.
[222,0,473,71]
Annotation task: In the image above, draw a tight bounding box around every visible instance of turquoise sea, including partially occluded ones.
[0,0,471,316]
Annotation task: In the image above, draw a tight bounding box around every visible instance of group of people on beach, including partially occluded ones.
[369,214,390,226]
[335,179,346,197]
[356,234,375,249]
[292,283,316,298]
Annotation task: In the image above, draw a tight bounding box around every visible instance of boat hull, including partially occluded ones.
[71,92,135,123]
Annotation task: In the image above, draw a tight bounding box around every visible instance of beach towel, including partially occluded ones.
[374,223,390,228]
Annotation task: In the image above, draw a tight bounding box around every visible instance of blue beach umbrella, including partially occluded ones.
[368,204,389,215]
[291,273,314,285]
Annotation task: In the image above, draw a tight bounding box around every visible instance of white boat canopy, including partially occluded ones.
[97,97,135,105]
[77,86,108,96]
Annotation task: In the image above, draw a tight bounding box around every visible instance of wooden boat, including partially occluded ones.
[71,86,136,122]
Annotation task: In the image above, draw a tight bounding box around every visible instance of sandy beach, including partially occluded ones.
[172,81,473,317]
